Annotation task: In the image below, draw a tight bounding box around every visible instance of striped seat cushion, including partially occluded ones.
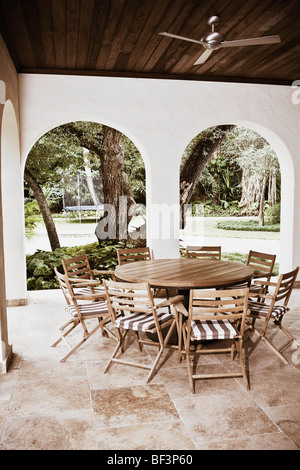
[66,301,108,318]
[248,300,289,322]
[116,311,173,332]
[74,286,105,296]
[190,319,237,341]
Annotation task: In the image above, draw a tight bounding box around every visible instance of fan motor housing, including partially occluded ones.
[202,31,225,49]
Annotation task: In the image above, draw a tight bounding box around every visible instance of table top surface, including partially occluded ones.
[115,258,254,289]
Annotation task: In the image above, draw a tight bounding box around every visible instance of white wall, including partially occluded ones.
[18,74,300,271]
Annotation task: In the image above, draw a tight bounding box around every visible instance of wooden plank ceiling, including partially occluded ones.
[0,0,299,85]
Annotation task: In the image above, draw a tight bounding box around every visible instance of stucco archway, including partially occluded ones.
[235,120,294,272]
[180,121,294,272]
[23,120,148,252]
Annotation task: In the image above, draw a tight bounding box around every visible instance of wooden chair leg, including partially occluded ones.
[134,330,143,351]
[146,347,164,383]
[261,336,289,365]
[237,338,249,389]
[51,319,79,348]
[186,351,195,393]
[104,330,128,373]
[60,319,107,362]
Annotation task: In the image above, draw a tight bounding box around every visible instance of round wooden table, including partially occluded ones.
[115,258,254,344]
[115,258,254,290]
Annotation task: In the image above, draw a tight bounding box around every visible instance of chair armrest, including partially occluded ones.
[72,292,106,301]
[253,280,277,287]
[249,293,273,300]
[155,295,184,309]
[68,278,101,287]
[172,301,189,316]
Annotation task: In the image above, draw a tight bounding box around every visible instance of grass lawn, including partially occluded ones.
[181,216,280,240]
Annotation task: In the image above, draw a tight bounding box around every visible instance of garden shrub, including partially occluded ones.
[216,219,280,232]
[26,240,132,290]
[265,203,280,225]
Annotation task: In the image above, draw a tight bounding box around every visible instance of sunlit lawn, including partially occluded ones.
[181,216,280,240]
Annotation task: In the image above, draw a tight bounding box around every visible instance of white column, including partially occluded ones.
[144,143,182,260]
[1,101,27,305]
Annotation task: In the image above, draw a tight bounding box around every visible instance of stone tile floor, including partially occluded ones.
[1,288,300,450]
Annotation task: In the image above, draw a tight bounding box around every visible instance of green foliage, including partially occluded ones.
[24,200,41,238]
[216,219,280,232]
[191,200,242,217]
[26,248,69,290]
[265,203,280,225]
[186,126,280,210]
[64,240,129,271]
[192,153,241,206]
[26,121,146,208]
[26,241,132,290]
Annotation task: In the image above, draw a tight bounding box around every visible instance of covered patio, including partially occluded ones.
[0,0,300,452]
[1,288,300,450]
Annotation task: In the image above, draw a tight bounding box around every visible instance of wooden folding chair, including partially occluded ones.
[186,245,221,260]
[247,266,299,364]
[226,250,276,295]
[62,253,115,298]
[117,246,152,265]
[103,279,184,383]
[177,287,250,393]
[117,246,169,299]
[52,268,113,362]
[246,250,276,294]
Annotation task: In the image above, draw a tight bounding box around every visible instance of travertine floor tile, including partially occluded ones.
[174,389,278,445]
[1,414,96,450]
[96,421,196,450]
[245,366,300,408]
[264,403,300,448]
[196,432,297,450]
[92,384,179,429]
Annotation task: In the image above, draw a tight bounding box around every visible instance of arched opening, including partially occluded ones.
[24,121,147,290]
[179,122,294,272]
[1,100,27,304]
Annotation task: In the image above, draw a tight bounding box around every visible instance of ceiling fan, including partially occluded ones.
[158,15,281,65]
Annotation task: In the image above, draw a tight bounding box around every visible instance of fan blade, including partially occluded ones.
[220,35,281,47]
[193,49,214,65]
[158,32,205,45]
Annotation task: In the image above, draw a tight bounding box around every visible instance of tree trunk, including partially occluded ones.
[24,169,61,251]
[83,152,101,206]
[95,126,136,241]
[269,173,277,206]
[258,175,267,226]
[63,123,136,242]
[180,125,235,225]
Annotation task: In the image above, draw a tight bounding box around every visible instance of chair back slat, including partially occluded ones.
[117,247,151,265]
[275,267,299,303]
[54,267,73,304]
[246,250,276,278]
[104,280,155,317]
[189,288,249,326]
[62,254,94,279]
[186,246,221,260]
